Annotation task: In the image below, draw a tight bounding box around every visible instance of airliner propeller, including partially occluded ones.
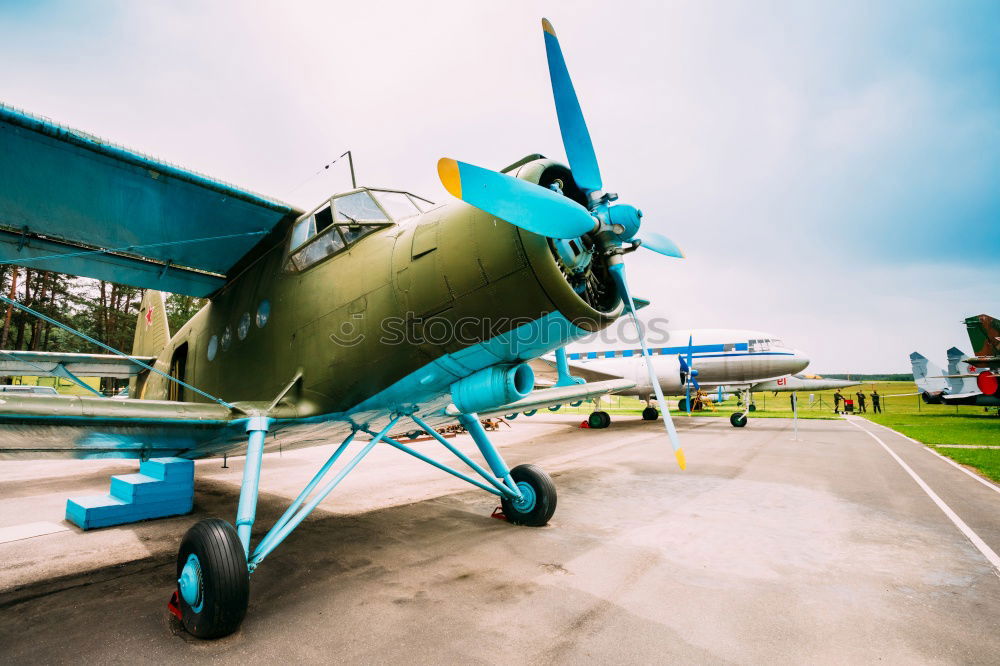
[437,18,686,470]
[679,335,700,414]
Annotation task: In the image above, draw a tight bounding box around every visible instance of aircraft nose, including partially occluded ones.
[790,349,810,374]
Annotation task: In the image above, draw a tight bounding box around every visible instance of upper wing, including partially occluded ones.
[0,103,301,296]
[450,378,636,418]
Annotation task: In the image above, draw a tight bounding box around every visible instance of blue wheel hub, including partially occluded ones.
[511,481,537,513]
[178,553,204,612]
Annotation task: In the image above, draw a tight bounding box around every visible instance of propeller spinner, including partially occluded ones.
[437,18,686,469]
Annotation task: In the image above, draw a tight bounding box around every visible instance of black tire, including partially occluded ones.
[500,464,557,526]
[676,398,689,412]
[588,411,611,428]
[748,404,757,412]
[523,409,537,417]
[642,406,659,421]
[505,413,518,420]
[730,412,748,428]
[176,518,249,639]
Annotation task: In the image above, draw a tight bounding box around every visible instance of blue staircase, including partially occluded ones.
[66,457,194,530]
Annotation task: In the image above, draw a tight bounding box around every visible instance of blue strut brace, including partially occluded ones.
[456,413,522,499]
[235,415,270,557]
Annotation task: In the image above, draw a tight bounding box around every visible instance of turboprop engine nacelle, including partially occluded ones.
[632,354,683,394]
[451,363,535,414]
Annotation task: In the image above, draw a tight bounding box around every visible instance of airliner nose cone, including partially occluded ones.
[791,349,810,374]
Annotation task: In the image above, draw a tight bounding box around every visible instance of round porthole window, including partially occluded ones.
[238,312,251,340]
[221,326,232,351]
[256,300,270,328]
[207,335,218,361]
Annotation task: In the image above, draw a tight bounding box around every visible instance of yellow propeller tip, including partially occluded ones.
[437,158,462,198]
[542,18,556,36]
[674,447,687,471]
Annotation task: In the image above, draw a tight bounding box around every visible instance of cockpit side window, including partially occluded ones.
[286,189,433,272]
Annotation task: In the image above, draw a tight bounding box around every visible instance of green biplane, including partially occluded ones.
[0,19,684,637]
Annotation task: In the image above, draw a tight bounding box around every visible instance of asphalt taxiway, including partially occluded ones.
[1,414,998,664]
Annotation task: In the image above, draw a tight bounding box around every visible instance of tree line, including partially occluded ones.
[0,267,204,387]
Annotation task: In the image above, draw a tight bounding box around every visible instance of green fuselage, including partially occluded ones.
[139,169,620,418]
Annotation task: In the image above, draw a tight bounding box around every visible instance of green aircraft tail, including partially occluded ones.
[964,314,1000,358]
[132,290,170,358]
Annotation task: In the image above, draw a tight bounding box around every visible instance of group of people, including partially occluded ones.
[833,389,881,414]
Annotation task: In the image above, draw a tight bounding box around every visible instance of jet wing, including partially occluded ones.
[0,103,302,297]
[942,391,983,400]
[448,378,636,418]
[963,356,1000,369]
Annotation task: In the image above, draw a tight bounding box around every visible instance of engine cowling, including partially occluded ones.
[451,363,535,414]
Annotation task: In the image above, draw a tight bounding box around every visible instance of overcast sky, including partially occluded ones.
[2,0,997,372]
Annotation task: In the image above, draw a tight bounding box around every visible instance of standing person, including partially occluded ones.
[856,390,867,413]
[871,390,881,414]
[833,390,844,414]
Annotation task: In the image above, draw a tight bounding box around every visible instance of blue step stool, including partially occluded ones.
[66,457,194,530]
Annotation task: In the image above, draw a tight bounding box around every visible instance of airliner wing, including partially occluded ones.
[528,356,623,384]
[447,378,635,418]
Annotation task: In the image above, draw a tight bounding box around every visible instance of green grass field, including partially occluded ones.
[549,379,1000,482]
[10,373,1000,482]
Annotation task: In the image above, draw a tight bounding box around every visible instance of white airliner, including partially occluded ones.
[530,329,809,428]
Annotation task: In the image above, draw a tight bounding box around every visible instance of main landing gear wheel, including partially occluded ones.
[501,464,557,526]
[748,404,757,412]
[730,413,748,428]
[642,406,659,421]
[676,398,690,412]
[175,518,249,639]
[587,411,611,428]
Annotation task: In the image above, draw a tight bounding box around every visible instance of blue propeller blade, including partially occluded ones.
[542,19,602,194]
[638,230,684,258]
[438,158,596,239]
[608,263,685,470]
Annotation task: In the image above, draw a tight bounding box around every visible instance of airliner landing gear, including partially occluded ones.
[730,389,751,427]
[642,406,659,420]
[588,411,611,428]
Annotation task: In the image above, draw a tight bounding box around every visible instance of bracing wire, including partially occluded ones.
[0,294,236,410]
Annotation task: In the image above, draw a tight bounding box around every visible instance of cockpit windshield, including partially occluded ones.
[287,187,434,271]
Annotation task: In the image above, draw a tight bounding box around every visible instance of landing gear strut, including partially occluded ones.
[730,389,751,427]
[172,411,556,639]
